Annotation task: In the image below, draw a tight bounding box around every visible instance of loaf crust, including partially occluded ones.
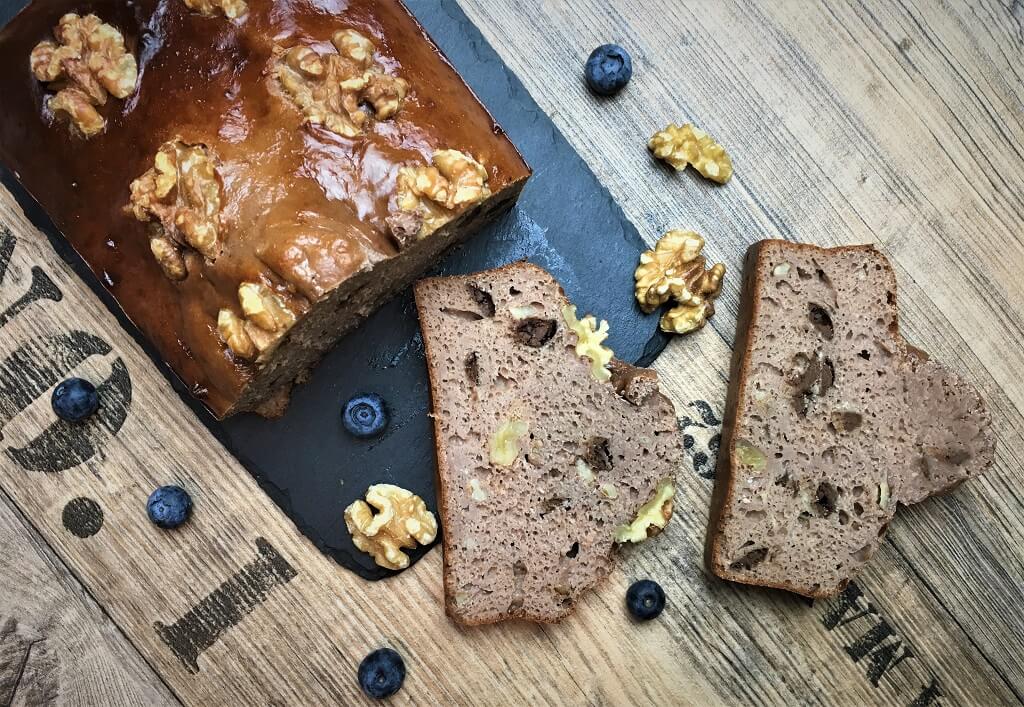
[0,0,530,417]
[706,240,994,598]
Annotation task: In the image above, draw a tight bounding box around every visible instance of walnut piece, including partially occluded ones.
[29,13,137,137]
[648,123,733,184]
[490,418,529,466]
[217,281,298,362]
[614,478,676,542]
[635,230,725,335]
[183,0,248,19]
[562,304,613,382]
[394,149,491,239]
[274,30,409,138]
[344,484,438,570]
[127,140,224,278]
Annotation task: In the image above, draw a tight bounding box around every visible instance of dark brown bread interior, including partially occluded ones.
[416,262,683,625]
[707,240,994,598]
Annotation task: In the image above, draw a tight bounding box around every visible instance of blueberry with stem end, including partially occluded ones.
[626,579,666,620]
[585,44,633,96]
[52,377,99,422]
[146,485,193,529]
[358,647,405,700]
[342,393,389,438]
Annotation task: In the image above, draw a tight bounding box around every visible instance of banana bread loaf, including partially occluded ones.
[707,240,994,598]
[0,0,530,417]
[416,263,683,625]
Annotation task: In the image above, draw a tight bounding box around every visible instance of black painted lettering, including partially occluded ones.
[0,332,132,472]
[154,538,298,674]
[909,678,943,707]
[0,230,62,329]
[845,619,894,660]
[822,582,876,630]
[864,639,914,687]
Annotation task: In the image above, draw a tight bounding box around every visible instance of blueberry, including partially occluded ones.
[626,579,665,620]
[585,44,633,96]
[51,377,99,422]
[342,393,388,438]
[146,485,193,529]
[358,647,405,700]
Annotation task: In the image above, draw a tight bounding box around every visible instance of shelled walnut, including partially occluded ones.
[29,13,138,137]
[127,140,223,279]
[274,29,409,138]
[392,149,491,240]
[648,122,733,184]
[183,0,248,18]
[344,484,438,570]
[217,281,298,362]
[562,305,613,382]
[634,230,725,335]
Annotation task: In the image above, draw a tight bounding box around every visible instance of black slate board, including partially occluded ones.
[0,0,669,579]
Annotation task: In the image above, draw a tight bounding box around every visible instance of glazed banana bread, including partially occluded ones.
[0,0,530,417]
[416,263,683,625]
[707,240,994,598]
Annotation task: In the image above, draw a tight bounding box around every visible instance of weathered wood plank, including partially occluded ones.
[0,491,177,706]
[0,0,1021,704]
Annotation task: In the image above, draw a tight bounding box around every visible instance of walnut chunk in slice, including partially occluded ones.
[29,13,137,138]
[127,140,224,278]
[183,0,248,18]
[635,230,725,335]
[649,122,733,183]
[393,149,491,239]
[562,304,613,382]
[344,484,438,570]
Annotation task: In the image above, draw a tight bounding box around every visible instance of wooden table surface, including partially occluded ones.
[1,0,1022,704]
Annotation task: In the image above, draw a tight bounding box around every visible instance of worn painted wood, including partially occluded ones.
[0,0,1022,704]
[0,491,178,706]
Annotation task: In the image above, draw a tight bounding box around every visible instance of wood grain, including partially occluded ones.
[0,491,177,706]
[0,0,1022,704]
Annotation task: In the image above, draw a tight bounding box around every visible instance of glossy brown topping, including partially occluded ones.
[29,13,137,137]
[0,0,530,416]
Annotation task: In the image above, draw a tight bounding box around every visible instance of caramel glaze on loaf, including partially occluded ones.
[707,240,994,598]
[0,0,530,417]
[416,263,683,625]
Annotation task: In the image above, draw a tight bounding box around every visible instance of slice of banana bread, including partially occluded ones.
[415,263,683,625]
[707,240,994,598]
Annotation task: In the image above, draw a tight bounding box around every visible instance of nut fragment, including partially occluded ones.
[490,418,529,466]
[274,30,409,138]
[218,281,298,362]
[183,0,248,19]
[648,122,733,183]
[635,230,725,335]
[29,13,137,137]
[344,484,438,571]
[150,235,187,281]
[394,149,491,238]
[562,305,613,382]
[128,140,224,277]
[735,440,767,471]
[614,478,676,542]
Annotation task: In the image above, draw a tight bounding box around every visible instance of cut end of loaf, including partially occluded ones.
[415,262,683,625]
[707,240,994,598]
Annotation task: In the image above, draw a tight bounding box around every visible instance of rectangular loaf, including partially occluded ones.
[706,240,994,597]
[0,0,530,417]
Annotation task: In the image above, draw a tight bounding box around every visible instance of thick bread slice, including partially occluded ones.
[707,240,994,598]
[415,262,683,625]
